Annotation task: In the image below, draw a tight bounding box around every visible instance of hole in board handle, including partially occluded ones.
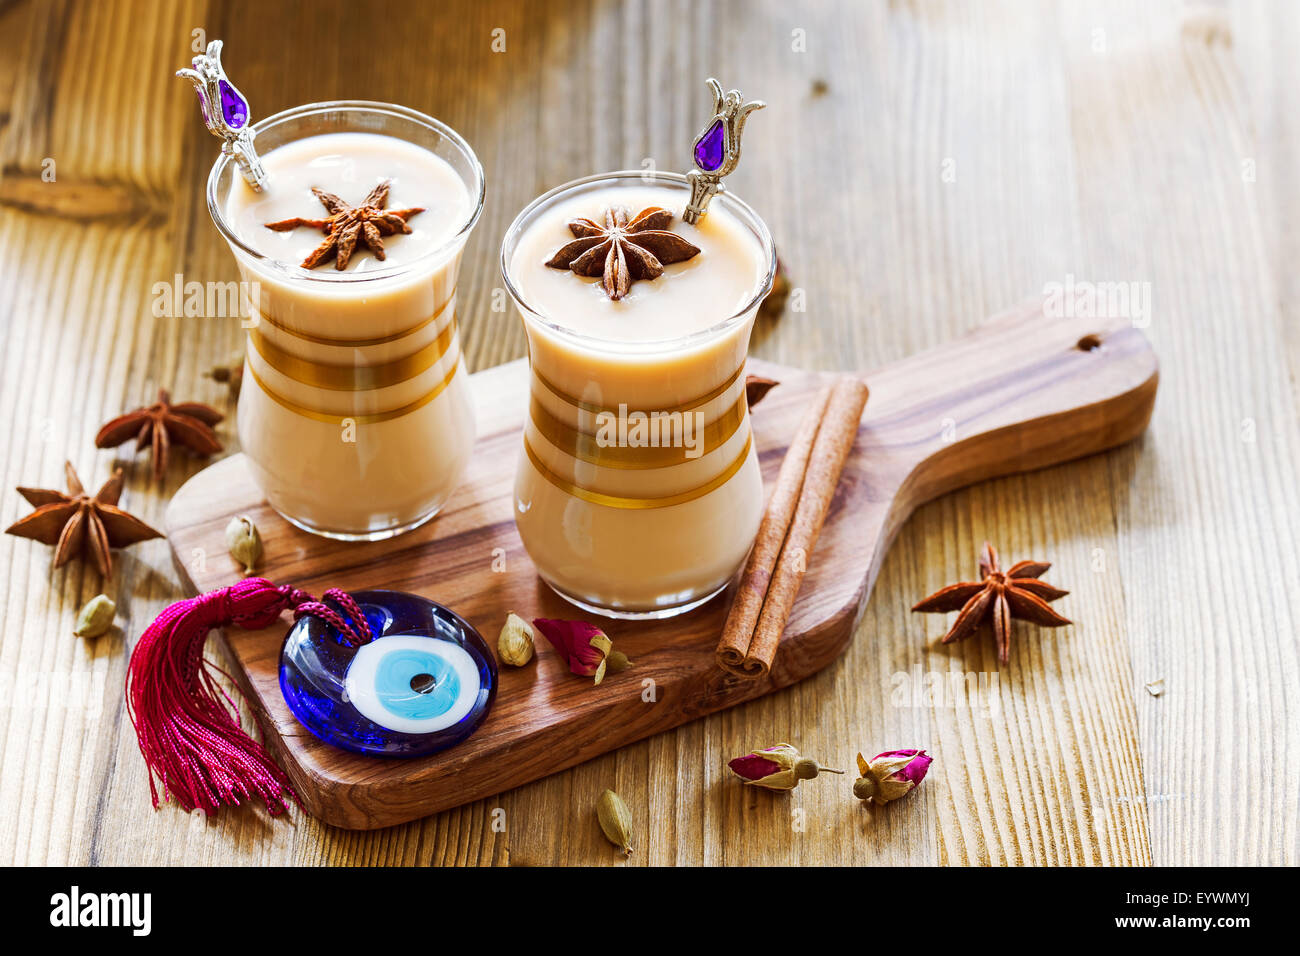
[1076,334,1103,352]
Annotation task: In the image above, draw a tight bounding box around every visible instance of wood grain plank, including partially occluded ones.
[0,0,1296,865]
[1054,0,1300,867]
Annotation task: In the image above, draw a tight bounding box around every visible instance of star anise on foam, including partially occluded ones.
[544,206,701,301]
[5,461,162,576]
[95,389,223,481]
[264,179,424,270]
[912,541,1071,664]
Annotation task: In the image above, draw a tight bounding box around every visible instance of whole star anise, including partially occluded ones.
[265,179,424,270]
[745,374,779,408]
[95,389,223,481]
[544,206,701,300]
[912,541,1071,664]
[5,461,162,576]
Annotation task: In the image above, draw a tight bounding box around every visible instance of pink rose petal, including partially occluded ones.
[872,749,932,787]
[533,617,608,676]
[728,754,784,781]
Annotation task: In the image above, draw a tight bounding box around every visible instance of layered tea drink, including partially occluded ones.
[503,172,775,617]
[209,102,483,539]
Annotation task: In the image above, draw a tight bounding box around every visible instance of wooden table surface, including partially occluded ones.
[2,0,1297,866]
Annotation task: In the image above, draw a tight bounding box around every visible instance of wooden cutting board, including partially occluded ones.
[163,299,1158,830]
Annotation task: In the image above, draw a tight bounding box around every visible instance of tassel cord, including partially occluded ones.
[125,577,369,817]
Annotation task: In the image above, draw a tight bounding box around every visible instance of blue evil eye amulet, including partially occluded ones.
[279,590,497,757]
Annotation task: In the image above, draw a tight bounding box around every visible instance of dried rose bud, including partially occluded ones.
[727,743,843,791]
[853,749,932,804]
[533,617,613,684]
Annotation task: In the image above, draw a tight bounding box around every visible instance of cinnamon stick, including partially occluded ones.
[716,384,834,676]
[715,376,869,679]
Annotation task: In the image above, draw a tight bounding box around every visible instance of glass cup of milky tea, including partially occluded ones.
[204,88,773,617]
[501,172,775,617]
[208,100,484,540]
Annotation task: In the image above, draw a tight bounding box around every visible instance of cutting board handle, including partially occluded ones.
[854,299,1158,554]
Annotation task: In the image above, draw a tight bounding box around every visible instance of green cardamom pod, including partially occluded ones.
[497,612,535,666]
[225,515,262,575]
[74,594,116,638]
[596,788,633,855]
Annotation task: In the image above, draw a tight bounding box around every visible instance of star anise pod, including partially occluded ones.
[544,206,701,301]
[912,541,1071,664]
[95,389,224,481]
[5,461,162,576]
[264,179,424,270]
[745,374,779,408]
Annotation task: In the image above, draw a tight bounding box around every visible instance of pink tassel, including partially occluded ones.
[125,576,369,817]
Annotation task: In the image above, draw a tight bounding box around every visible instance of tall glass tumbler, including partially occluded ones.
[206,101,484,540]
[502,172,777,618]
